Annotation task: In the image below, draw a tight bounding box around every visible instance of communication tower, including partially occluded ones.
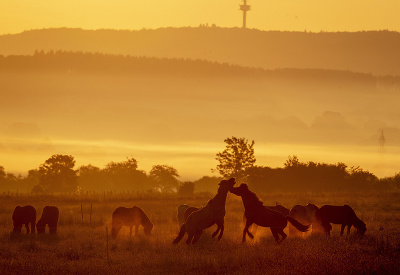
[379,129,385,153]
[239,0,251,28]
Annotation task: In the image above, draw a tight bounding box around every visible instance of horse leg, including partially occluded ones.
[192,230,203,244]
[25,223,30,234]
[130,226,132,237]
[31,221,35,234]
[212,226,220,238]
[278,229,287,243]
[135,225,139,236]
[340,224,345,236]
[347,225,351,235]
[271,228,280,244]
[186,232,194,245]
[217,224,224,240]
[243,220,253,242]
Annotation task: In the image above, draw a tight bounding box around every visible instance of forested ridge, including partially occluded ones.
[1,27,400,76]
[1,51,399,87]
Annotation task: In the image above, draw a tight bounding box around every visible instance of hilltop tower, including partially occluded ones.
[239,0,251,28]
[379,129,385,153]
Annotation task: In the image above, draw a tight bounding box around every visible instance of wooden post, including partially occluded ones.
[106,226,109,263]
[81,204,83,224]
[90,204,92,224]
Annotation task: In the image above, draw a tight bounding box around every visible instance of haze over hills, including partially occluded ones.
[1,27,400,76]
[1,52,400,178]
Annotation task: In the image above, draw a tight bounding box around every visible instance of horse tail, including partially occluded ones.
[285,216,310,233]
[172,223,186,244]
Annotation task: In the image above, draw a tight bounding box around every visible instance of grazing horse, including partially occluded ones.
[230,184,309,243]
[111,206,153,239]
[289,203,319,236]
[36,206,59,234]
[315,205,367,236]
[12,205,36,234]
[177,204,190,225]
[173,178,236,245]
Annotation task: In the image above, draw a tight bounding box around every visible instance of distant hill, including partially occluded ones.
[2,51,399,89]
[0,27,400,76]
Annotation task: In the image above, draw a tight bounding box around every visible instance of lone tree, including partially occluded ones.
[38,154,78,193]
[215,136,256,182]
[149,165,180,193]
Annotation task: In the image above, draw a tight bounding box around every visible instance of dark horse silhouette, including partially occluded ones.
[173,178,236,245]
[243,204,290,235]
[111,206,153,239]
[289,203,319,236]
[37,206,59,234]
[230,184,309,243]
[177,204,190,226]
[315,205,367,236]
[12,205,36,234]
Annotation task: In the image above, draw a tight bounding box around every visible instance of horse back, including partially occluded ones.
[39,206,59,224]
[13,205,36,224]
[247,205,287,228]
[318,205,358,224]
[112,206,143,226]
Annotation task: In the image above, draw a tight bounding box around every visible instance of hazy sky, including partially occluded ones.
[1,1,399,34]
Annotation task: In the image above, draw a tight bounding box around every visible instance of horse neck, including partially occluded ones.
[139,210,152,227]
[209,188,229,208]
[241,194,261,210]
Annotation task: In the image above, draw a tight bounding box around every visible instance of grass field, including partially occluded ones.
[0,191,399,274]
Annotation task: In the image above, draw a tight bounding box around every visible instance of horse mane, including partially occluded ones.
[242,187,264,208]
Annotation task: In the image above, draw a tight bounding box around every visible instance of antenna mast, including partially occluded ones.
[239,0,251,28]
[379,129,385,153]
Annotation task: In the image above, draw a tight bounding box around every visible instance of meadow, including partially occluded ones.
[0,191,399,274]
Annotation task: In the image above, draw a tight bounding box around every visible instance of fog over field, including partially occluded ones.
[1,42,399,178]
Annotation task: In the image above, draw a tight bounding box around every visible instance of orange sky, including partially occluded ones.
[1,1,399,34]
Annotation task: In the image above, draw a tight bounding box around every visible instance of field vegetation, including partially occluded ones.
[0,191,399,274]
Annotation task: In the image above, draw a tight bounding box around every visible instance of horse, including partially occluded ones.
[243,204,291,235]
[111,206,153,239]
[183,207,199,223]
[36,206,59,234]
[289,203,319,236]
[177,204,190,225]
[173,178,236,245]
[12,205,36,234]
[315,205,367,236]
[230,184,309,243]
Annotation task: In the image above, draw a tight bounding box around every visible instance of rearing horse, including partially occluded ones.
[231,183,309,243]
[172,178,236,245]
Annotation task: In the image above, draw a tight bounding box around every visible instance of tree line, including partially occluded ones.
[2,51,399,87]
[1,137,399,194]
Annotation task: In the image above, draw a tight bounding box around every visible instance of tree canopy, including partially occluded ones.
[215,136,256,182]
[149,165,180,193]
[38,154,78,192]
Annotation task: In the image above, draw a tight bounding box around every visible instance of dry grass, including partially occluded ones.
[0,191,399,274]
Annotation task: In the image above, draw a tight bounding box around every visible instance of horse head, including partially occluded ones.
[355,219,367,235]
[36,219,46,234]
[218,178,236,192]
[230,183,248,197]
[144,223,153,236]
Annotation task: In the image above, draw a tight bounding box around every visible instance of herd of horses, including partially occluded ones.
[11,178,367,245]
[12,205,59,234]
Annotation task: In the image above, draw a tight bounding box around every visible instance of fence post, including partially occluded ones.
[106,226,109,263]
[81,204,83,224]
